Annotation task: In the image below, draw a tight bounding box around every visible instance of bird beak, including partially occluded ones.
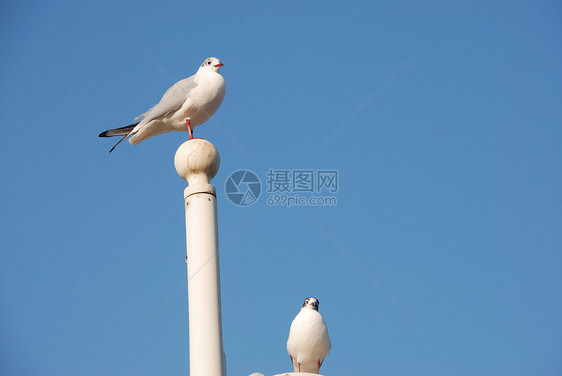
[214,63,224,68]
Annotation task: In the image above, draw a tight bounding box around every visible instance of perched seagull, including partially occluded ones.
[99,57,226,152]
[287,297,331,374]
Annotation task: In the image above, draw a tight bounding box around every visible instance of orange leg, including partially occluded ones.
[317,359,321,373]
[186,119,193,140]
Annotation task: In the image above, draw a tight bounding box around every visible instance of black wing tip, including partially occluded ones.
[100,122,139,152]
[99,122,139,138]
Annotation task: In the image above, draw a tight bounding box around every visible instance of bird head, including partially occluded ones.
[302,297,319,311]
[199,57,224,73]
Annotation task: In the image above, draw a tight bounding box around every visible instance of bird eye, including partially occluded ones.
[207,61,211,65]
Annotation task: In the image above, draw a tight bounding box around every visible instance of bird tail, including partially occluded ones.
[99,122,139,137]
[99,122,140,153]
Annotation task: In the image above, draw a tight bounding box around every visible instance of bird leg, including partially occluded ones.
[298,363,301,372]
[186,119,193,140]
[317,359,321,373]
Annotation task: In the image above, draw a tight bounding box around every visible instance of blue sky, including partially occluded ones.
[1,1,561,375]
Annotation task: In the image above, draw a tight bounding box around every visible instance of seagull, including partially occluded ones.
[287,297,331,374]
[99,57,226,152]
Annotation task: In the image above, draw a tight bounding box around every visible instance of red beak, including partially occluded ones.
[214,63,224,68]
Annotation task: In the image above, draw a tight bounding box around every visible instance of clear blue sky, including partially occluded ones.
[1,1,561,375]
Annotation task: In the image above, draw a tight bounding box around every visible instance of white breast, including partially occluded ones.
[287,309,331,373]
[183,71,225,128]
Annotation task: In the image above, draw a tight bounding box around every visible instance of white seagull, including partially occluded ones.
[99,57,226,152]
[287,297,331,374]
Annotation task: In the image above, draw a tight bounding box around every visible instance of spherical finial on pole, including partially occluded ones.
[174,139,220,187]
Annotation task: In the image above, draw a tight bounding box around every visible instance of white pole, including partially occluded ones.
[174,139,225,376]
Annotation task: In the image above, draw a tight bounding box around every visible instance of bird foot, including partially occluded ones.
[186,119,193,139]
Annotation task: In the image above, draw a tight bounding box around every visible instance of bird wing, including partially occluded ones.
[134,75,199,123]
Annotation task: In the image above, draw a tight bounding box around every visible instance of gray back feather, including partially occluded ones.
[134,76,198,123]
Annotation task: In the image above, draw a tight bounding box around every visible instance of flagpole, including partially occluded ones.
[175,139,225,376]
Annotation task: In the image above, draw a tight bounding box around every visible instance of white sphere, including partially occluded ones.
[174,139,220,186]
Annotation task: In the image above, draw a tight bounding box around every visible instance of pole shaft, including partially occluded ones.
[184,190,225,376]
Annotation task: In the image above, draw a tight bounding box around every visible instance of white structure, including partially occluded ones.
[175,139,225,376]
